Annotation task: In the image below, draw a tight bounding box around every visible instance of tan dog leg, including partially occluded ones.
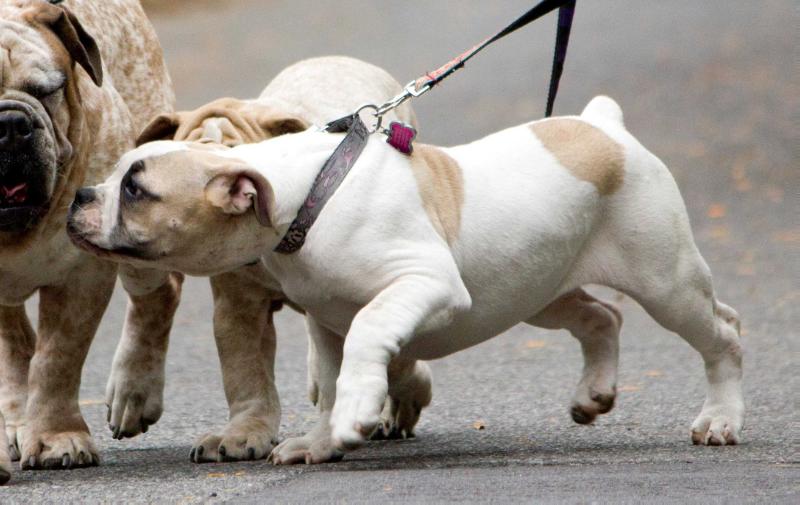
[190,271,280,463]
[106,268,183,439]
[20,258,116,469]
[0,305,35,461]
[373,359,433,440]
[0,414,10,484]
[528,289,621,424]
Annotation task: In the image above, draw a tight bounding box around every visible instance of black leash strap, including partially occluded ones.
[274,115,369,254]
[546,1,576,117]
[411,0,576,117]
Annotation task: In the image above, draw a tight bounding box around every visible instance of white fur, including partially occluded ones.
[217,96,743,455]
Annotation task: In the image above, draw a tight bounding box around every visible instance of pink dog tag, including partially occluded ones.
[386,121,417,155]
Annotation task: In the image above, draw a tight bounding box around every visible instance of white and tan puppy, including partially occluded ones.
[105,56,429,463]
[67,96,745,464]
[0,0,178,473]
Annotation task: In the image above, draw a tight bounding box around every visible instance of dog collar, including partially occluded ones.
[274,115,369,254]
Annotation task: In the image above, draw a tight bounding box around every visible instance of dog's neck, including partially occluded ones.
[226,130,350,231]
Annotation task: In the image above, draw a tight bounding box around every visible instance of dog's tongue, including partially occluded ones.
[0,183,28,204]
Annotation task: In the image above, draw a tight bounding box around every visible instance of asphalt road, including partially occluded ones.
[2,1,798,503]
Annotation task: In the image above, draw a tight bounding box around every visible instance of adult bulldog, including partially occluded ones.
[0,0,179,471]
[118,56,431,463]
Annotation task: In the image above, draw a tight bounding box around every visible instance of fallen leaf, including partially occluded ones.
[207,473,226,478]
[79,399,105,406]
[707,204,727,219]
[644,370,663,377]
[472,420,486,430]
[618,384,641,392]
[525,340,547,349]
[384,485,393,492]
[772,229,799,243]
[709,225,730,240]
[736,264,756,276]
[764,186,784,203]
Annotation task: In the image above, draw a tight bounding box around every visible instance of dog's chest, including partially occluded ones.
[0,233,82,304]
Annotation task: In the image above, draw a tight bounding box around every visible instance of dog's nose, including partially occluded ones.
[73,187,97,207]
[0,110,34,151]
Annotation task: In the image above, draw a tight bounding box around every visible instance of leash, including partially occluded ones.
[372,0,577,152]
[274,0,577,254]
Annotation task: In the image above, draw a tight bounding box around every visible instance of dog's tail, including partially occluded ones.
[581,95,624,127]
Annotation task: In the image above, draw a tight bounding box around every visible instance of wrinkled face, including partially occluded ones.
[66,141,276,276]
[135,97,309,147]
[0,1,101,233]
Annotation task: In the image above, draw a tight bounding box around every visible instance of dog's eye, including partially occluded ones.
[26,77,66,99]
[124,177,142,200]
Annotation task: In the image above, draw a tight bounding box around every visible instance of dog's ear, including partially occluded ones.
[257,113,309,138]
[136,113,182,146]
[36,4,103,87]
[205,169,275,227]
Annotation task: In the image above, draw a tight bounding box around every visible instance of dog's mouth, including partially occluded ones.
[66,219,156,262]
[65,218,122,260]
[0,180,49,232]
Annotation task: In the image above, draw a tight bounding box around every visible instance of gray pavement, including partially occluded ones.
[2,0,798,503]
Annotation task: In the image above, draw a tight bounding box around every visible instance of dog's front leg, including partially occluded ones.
[0,305,35,461]
[0,414,10,484]
[271,316,343,465]
[190,270,281,463]
[106,267,183,439]
[331,274,470,450]
[20,258,117,469]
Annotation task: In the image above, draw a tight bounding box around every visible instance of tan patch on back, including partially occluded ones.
[409,145,464,245]
[530,119,625,195]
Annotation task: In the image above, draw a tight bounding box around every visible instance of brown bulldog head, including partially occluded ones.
[0,0,102,234]
[136,97,309,148]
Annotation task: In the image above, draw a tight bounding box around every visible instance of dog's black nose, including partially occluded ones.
[73,187,96,207]
[0,110,33,151]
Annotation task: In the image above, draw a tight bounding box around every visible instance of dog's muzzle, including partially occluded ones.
[0,101,51,232]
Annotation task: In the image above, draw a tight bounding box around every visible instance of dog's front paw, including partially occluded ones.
[330,376,386,450]
[0,421,11,484]
[270,413,342,465]
[20,426,99,470]
[691,403,744,446]
[270,434,343,465]
[3,421,21,461]
[105,363,164,440]
[190,415,278,463]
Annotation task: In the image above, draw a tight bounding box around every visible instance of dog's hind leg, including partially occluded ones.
[373,358,433,440]
[528,289,621,424]
[0,304,36,461]
[620,250,744,445]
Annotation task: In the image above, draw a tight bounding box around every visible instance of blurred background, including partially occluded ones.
[12,1,798,502]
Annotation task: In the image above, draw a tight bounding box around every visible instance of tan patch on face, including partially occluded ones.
[409,145,464,245]
[529,119,625,195]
